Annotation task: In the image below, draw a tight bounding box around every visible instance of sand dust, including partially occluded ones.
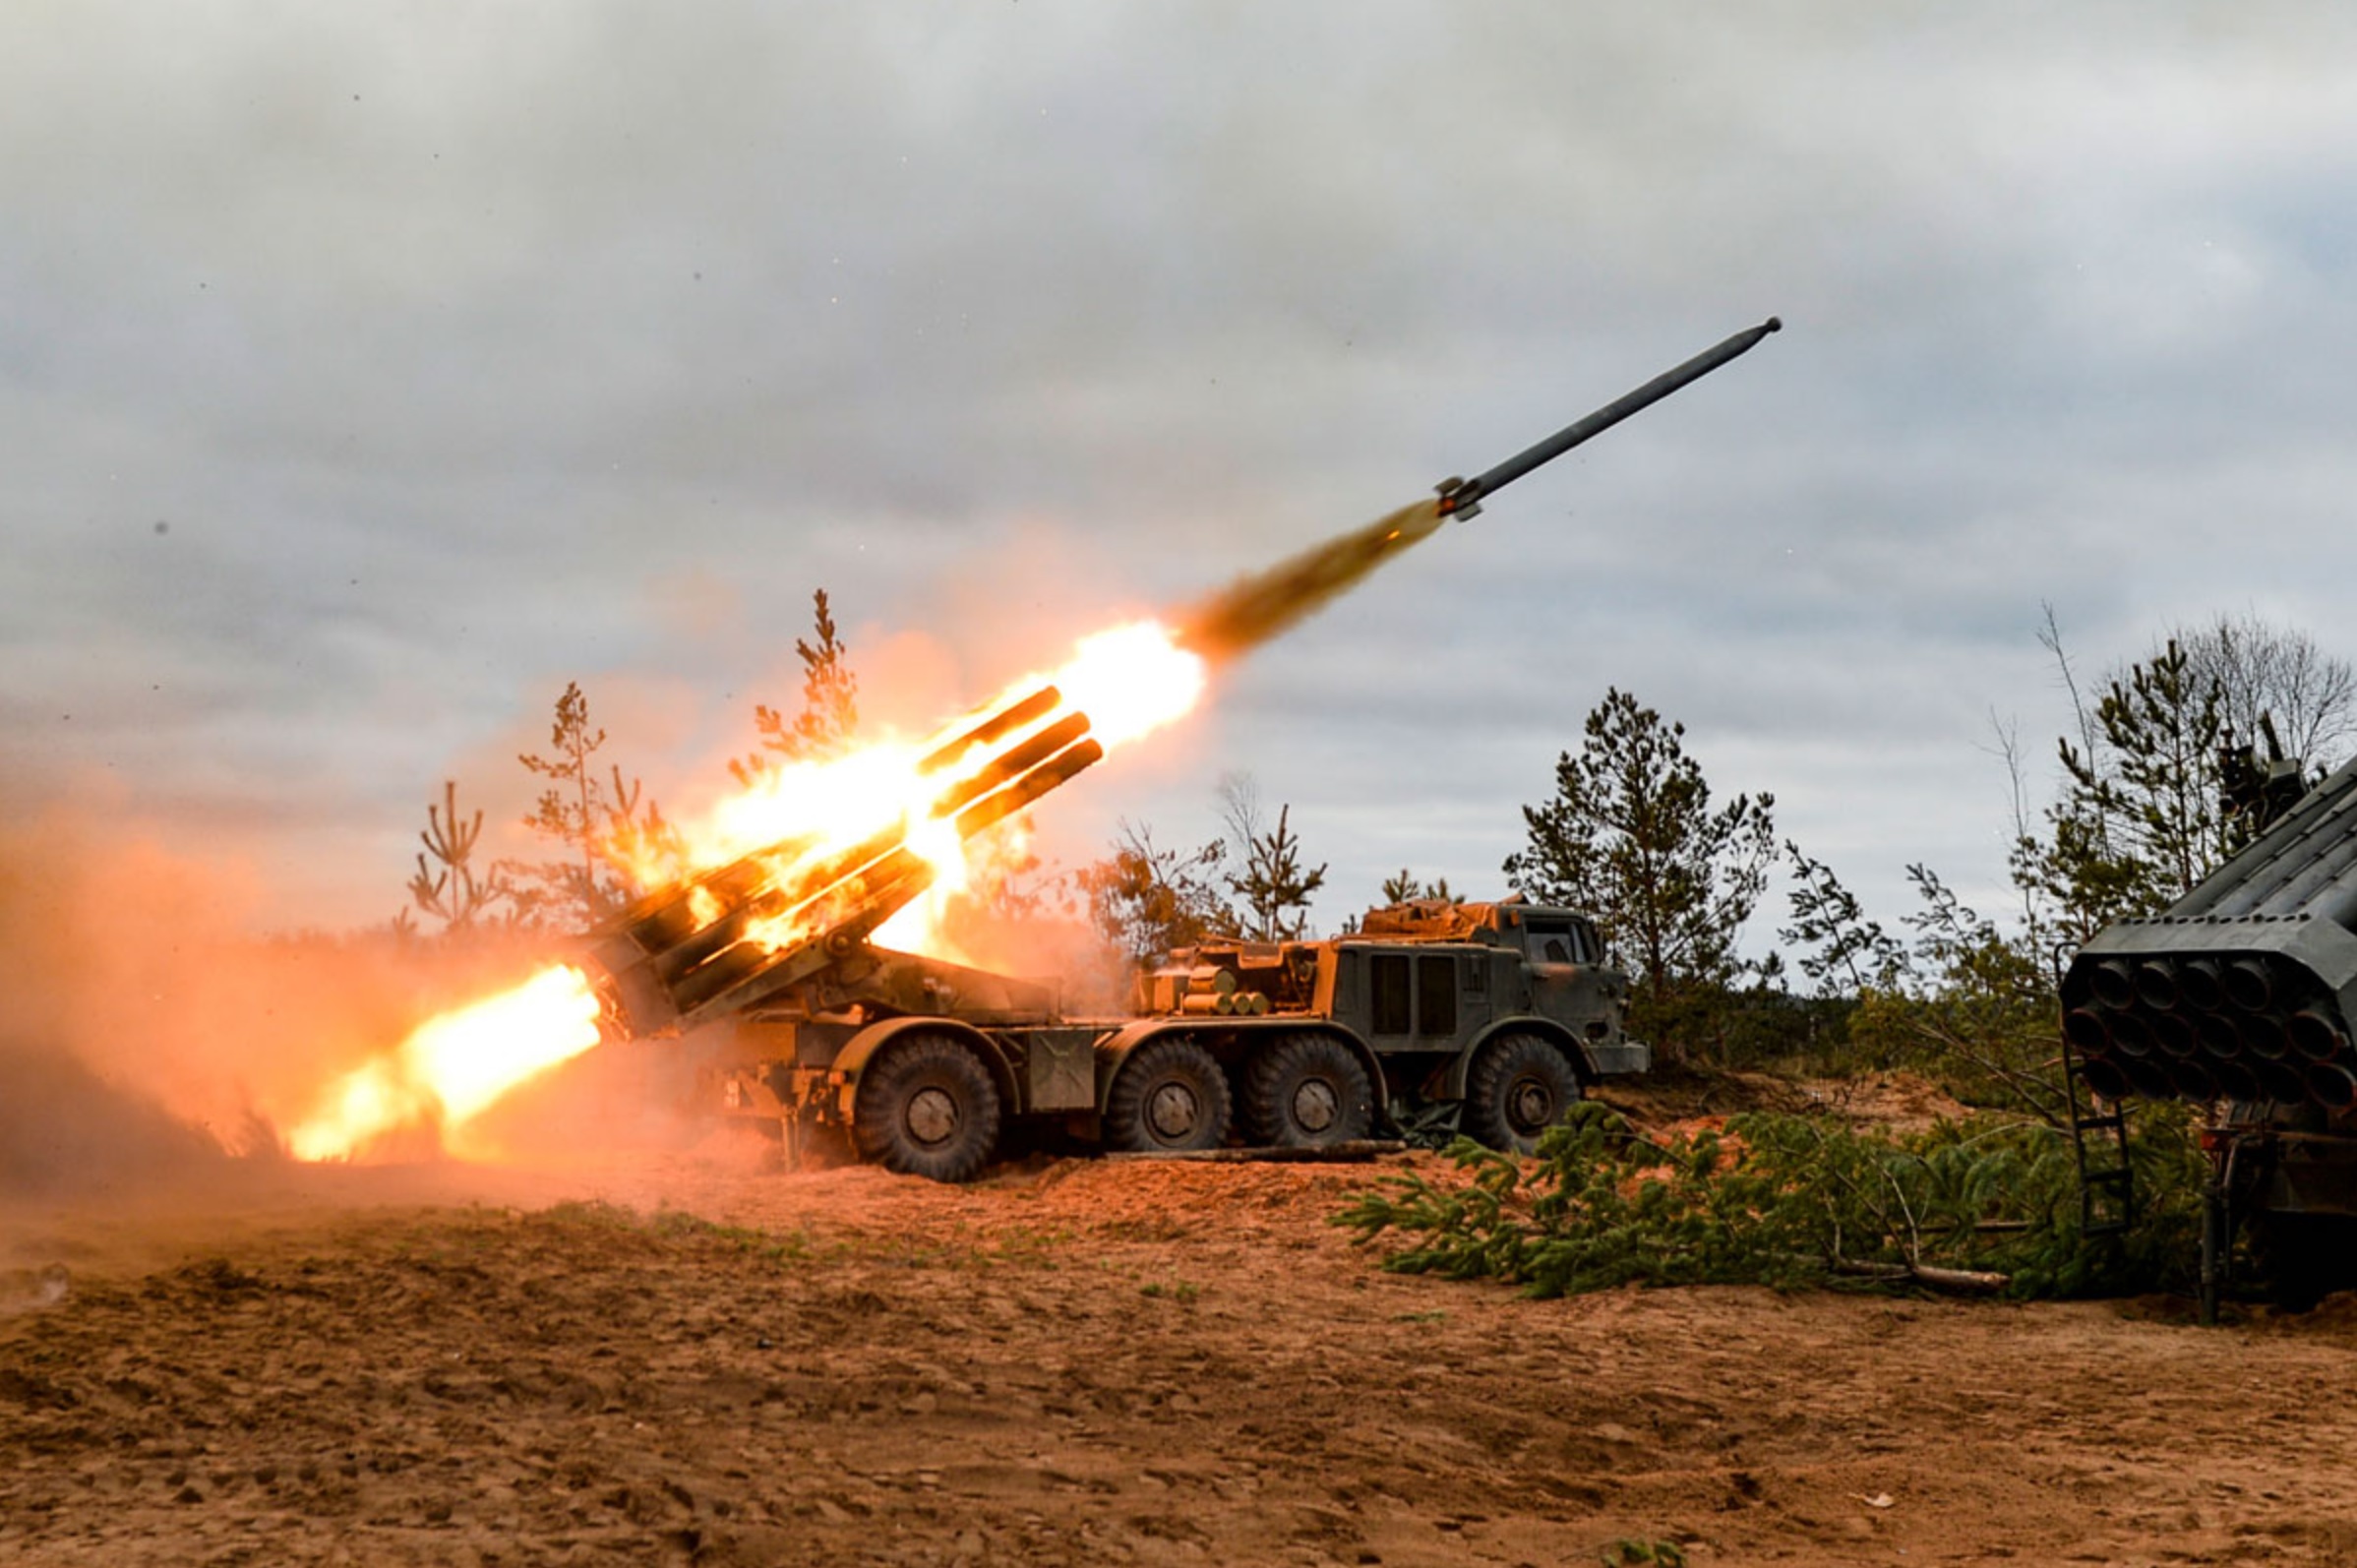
[4,1129,2357,1567]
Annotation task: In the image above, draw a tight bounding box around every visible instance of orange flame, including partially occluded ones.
[621,618,1203,960]
[288,619,1206,1163]
[287,964,603,1161]
[648,620,1201,876]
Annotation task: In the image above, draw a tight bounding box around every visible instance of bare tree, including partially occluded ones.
[2172,611,2356,769]
[1074,820,1232,965]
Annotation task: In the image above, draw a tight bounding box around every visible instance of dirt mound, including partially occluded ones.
[0,1039,232,1198]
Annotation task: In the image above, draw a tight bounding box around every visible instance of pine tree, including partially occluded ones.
[1779,843,1906,995]
[2017,638,2227,937]
[406,780,508,934]
[734,589,861,784]
[506,682,662,930]
[1503,688,1776,1008]
[1218,775,1327,940]
[1380,870,1457,905]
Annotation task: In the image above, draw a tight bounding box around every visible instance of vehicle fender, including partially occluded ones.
[1088,1020,1182,1114]
[1089,1019,1390,1120]
[1441,1017,1597,1101]
[830,1016,1018,1121]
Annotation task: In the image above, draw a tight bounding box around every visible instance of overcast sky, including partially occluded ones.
[10,2,2357,952]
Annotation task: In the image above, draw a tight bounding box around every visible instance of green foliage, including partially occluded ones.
[1665,972,1855,1072]
[1379,869,1456,905]
[1504,688,1776,1026]
[1335,1101,2204,1300]
[1602,1541,1687,1568]
[1780,842,1905,995]
[1075,819,1235,965]
[1866,867,2071,1118]
[2022,637,2227,936]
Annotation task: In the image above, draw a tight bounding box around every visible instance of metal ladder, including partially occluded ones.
[2063,1063,2135,1236]
[2053,947,2134,1237]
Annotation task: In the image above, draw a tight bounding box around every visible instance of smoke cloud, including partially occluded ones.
[0,797,671,1194]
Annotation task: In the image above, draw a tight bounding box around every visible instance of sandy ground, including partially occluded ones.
[6,1103,2357,1567]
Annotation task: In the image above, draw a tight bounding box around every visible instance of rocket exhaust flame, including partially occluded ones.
[287,964,603,1161]
[1178,317,1783,662]
[290,623,1195,1161]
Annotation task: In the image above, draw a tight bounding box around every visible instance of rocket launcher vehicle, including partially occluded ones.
[579,315,1785,1049]
[585,684,1103,1041]
[2063,757,2357,1112]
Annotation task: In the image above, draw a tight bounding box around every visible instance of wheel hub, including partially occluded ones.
[1508,1077,1555,1134]
[905,1087,959,1147]
[1291,1078,1338,1134]
[1147,1081,1202,1141]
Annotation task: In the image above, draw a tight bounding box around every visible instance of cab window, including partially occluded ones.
[1371,954,1411,1034]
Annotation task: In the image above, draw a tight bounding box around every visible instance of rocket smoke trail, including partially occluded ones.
[1176,316,1782,664]
[1177,498,1446,663]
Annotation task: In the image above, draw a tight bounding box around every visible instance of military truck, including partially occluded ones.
[578,318,1785,1179]
[573,656,1646,1182]
[677,895,1641,1180]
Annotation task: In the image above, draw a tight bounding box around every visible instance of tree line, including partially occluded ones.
[399,593,2356,1104]
[1328,611,2357,1303]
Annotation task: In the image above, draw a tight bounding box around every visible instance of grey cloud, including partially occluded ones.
[8,3,2357,939]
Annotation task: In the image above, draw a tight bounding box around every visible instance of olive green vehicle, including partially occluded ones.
[675,896,1641,1181]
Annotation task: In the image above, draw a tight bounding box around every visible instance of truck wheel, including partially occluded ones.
[851,1032,1002,1182]
[1462,1032,1583,1155]
[1105,1038,1232,1153]
[1241,1034,1374,1148]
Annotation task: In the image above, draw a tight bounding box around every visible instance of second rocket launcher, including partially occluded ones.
[587,685,1104,1040]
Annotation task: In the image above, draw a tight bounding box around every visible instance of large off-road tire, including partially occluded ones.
[1104,1038,1232,1153]
[850,1032,1002,1183]
[1461,1032,1584,1156]
[1240,1034,1375,1148]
